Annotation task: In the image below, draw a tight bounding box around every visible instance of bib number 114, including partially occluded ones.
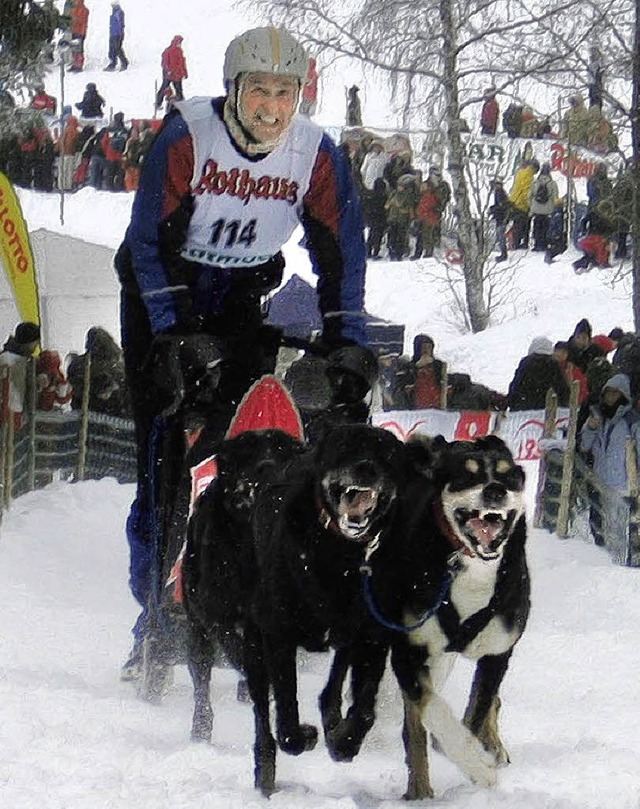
[209,218,257,249]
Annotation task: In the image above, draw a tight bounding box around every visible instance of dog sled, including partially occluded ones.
[133,334,374,703]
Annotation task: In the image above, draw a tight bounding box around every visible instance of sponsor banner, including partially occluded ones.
[0,172,40,324]
[373,408,569,462]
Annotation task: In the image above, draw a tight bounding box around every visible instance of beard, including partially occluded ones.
[600,400,625,420]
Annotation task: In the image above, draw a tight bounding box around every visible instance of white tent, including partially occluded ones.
[0,228,120,357]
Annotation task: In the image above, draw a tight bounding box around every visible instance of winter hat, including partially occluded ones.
[603,373,631,401]
[608,327,625,342]
[592,334,615,354]
[528,336,553,355]
[36,350,64,380]
[15,321,40,346]
[413,334,435,360]
[573,318,592,338]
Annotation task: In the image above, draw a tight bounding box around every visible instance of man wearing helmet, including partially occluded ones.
[115,27,374,680]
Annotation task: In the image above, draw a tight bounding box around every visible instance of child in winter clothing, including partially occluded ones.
[36,350,72,411]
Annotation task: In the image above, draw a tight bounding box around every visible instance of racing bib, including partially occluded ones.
[176,98,324,268]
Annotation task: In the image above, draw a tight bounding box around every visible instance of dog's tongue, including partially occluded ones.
[467,517,500,549]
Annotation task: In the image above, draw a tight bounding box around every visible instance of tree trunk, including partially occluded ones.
[438,0,489,332]
[632,0,640,329]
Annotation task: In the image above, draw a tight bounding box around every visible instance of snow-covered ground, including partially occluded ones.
[2,477,640,809]
[1,2,639,806]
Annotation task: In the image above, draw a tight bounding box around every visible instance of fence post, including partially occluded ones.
[26,357,37,492]
[75,354,91,481]
[0,367,7,520]
[625,436,638,567]
[4,410,15,509]
[556,380,580,537]
[440,361,448,409]
[533,389,558,528]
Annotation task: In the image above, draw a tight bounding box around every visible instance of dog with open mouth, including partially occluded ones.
[389,434,530,800]
[246,423,408,791]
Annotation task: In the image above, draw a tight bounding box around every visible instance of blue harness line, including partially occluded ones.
[360,562,454,633]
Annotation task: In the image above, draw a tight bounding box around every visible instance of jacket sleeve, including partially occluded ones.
[122,113,195,335]
[301,133,368,347]
[579,421,598,453]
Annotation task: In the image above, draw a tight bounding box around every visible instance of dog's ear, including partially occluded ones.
[481,434,511,455]
[405,434,447,478]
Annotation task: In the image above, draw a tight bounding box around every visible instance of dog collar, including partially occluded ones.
[433,497,474,558]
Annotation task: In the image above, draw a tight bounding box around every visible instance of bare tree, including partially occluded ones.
[244,0,593,332]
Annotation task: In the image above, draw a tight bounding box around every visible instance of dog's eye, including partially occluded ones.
[465,459,480,474]
[496,459,512,474]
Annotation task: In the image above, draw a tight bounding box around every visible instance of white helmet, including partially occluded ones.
[223,27,309,85]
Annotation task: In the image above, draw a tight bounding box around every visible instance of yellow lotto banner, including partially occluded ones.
[0,172,40,325]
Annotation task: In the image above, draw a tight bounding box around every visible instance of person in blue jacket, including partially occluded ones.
[104,1,128,71]
[115,26,374,681]
[579,373,640,565]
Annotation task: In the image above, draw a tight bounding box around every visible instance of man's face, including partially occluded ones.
[573,332,589,349]
[238,73,299,144]
[603,388,623,408]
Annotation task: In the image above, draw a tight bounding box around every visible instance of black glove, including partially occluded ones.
[326,344,378,405]
[146,332,224,417]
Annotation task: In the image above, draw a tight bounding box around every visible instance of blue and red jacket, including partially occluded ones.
[120,97,367,346]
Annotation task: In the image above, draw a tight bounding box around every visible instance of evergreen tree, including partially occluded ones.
[0,0,59,138]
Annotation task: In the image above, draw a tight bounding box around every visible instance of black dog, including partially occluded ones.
[388,434,530,800]
[246,424,409,792]
[182,429,306,745]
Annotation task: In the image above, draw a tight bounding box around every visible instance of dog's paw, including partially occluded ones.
[466,746,498,789]
[325,713,372,762]
[326,724,362,762]
[278,723,318,755]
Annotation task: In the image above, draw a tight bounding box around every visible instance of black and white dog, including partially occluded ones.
[389,434,530,800]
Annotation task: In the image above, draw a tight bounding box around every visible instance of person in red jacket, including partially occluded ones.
[36,350,73,411]
[68,0,89,72]
[553,340,588,405]
[480,86,499,136]
[155,35,188,109]
[413,166,449,259]
[299,56,318,116]
[30,85,57,116]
